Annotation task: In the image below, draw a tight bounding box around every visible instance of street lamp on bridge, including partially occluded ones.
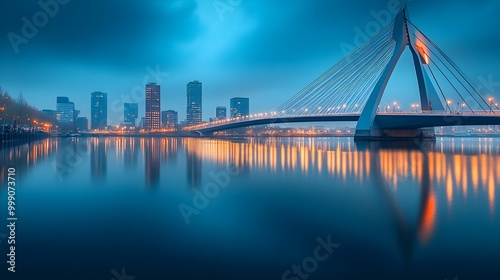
[488,98,499,113]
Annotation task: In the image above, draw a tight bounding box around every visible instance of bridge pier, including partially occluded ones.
[354,128,436,141]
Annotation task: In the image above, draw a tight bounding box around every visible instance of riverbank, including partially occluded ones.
[1,132,51,145]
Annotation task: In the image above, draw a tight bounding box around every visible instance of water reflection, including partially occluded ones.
[91,138,107,181]
[144,138,160,187]
[161,138,178,164]
[2,137,499,279]
[2,137,498,238]
[184,139,202,188]
[356,141,437,263]
[0,138,57,183]
[123,138,139,169]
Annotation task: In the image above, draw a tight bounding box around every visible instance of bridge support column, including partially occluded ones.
[354,6,441,142]
[354,128,435,141]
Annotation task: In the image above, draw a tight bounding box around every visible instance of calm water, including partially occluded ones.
[1,137,499,280]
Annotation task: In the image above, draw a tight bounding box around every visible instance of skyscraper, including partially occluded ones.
[230,97,249,118]
[124,103,139,126]
[216,106,227,120]
[75,117,88,132]
[186,80,202,126]
[162,110,178,128]
[90,92,107,130]
[56,96,75,132]
[145,82,161,130]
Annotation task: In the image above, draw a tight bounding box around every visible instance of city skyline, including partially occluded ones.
[1,1,499,125]
[41,84,251,131]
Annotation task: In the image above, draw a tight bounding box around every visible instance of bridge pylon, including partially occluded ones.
[354,5,442,141]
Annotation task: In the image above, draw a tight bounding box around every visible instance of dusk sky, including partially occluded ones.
[1,0,499,125]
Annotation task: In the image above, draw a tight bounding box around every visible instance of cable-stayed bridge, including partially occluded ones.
[185,5,500,140]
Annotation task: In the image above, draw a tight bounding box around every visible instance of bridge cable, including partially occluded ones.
[407,20,490,110]
[275,18,396,116]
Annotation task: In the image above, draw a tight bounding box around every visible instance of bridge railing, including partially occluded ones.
[377,110,500,116]
[183,112,361,131]
[183,110,500,131]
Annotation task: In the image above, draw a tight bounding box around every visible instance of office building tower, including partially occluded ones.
[75,117,88,132]
[124,103,139,126]
[186,80,202,126]
[140,117,146,129]
[56,96,75,132]
[91,92,107,130]
[162,110,178,128]
[230,97,249,118]
[216,106,227,120]
[145,83,161,129]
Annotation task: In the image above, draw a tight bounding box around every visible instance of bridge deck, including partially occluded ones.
[186,112,500,134]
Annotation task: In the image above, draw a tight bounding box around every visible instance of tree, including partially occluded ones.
[0,86,55,127]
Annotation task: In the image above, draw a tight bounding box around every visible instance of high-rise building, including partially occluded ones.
[186,80,202,126]
[57,97,74,123]
[140,117,146,129]
[56,96,75,132]
[75,117,88,132]
[230,97,249,118]
[91,92,107,130]
[162,110,178,128]
[124,103,139,126]
[145,83,161,130]
[216,106,227,120]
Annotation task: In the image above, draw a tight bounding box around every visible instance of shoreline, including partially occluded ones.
[1,133,50,143]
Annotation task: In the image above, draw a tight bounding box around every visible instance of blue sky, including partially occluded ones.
[1,0,499,125]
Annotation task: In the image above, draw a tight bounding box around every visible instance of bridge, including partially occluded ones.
[185,5,500,140]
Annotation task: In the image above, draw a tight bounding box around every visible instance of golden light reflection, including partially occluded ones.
[471,156,479,190]
[488,168,495,213]
[419,190,437,244]
[180,138,498,228]
[480,154,488,188]
[497,157,500,183]
[3,137,499,245]
[446,169,453,206]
